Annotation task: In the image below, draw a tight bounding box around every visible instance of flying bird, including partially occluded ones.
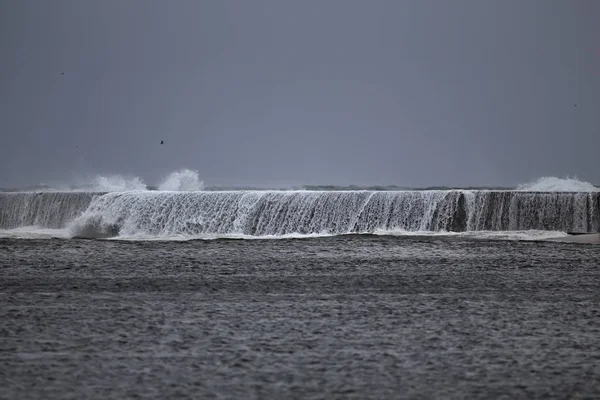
[160,140,164,144]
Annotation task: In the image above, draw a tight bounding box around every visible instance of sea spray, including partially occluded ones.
[89,175,147,192]
[517,177,599,192]
[1,176,599,239]
[157,169,204,191]
[58,190,600,238]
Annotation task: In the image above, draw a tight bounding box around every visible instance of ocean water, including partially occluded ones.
[1,175,600,398]
[1,189,599,240]
[1,235,599,399]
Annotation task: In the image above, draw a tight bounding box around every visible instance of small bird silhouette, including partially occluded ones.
[160,140,164,144]
[61,72,64,75]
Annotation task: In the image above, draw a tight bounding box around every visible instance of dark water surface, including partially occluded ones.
[1,236,599,399]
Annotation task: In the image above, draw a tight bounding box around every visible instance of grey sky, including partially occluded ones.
[1,0,599,188]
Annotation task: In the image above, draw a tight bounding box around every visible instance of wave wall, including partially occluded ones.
[1,191,599,238]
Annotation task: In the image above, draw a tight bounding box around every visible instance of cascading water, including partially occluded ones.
[1,190,596,239]
[68,191,599,238]
[0,192,99,229]
[65,190,470,238]
[464,191,599,232]
[1,176,599,239]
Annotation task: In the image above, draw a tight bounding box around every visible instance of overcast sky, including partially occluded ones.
[1,0,599,188]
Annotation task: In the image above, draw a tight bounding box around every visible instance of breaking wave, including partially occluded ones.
[88,175,147,192]
[1,189,598,240]
[157,169,204,192]
[517,177,599,192]
[7,169,204,193]
[1,176,599,241]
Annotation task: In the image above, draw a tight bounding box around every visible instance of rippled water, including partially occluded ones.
[1,236,599,399]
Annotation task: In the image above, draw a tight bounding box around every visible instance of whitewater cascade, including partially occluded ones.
[1,190,599,238]
[0,192,99,230]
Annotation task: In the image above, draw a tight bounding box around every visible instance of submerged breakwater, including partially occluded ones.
[0,191,599,238]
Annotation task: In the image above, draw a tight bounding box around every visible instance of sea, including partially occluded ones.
[1,172,600,399]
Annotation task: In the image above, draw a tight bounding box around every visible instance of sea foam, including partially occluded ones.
[517,177,599,192]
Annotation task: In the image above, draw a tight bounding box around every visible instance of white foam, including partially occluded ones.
[0,226,569,243]
[21,169,207,193]
[89,230,572,242]
[90,175,147,192]
[157,169,204,192]
[517,177,599,192]
[112,231,334,241]
[33,175,148,192]
[374,229,569,241]
[0,226,71,239]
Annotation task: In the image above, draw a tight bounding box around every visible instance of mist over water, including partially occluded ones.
[3,173,598,193]
[14,169,205,193]
[157,169,204,192]
[517,177,600,192]
[88,175,147,192]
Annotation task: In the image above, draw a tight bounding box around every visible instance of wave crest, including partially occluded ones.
[2,189,599,240]
[517,177,599,192]
[13,170,205,192]
[157,169,204,192]
[89,175,147,192]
